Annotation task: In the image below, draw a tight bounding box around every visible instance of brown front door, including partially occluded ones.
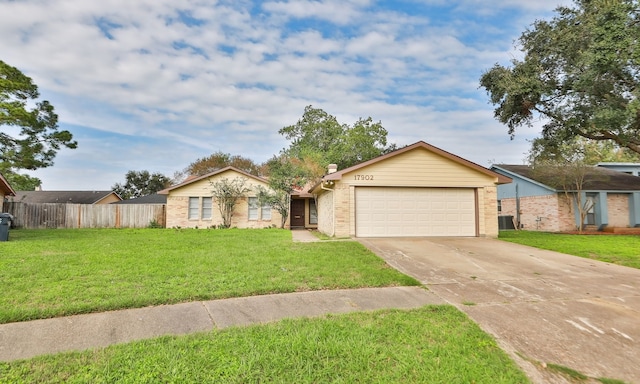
[290,199,305,227]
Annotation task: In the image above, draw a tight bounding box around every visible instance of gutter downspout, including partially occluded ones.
[515,183,521,229]
[320,181,335,237]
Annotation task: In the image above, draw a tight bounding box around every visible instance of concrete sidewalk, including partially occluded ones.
[0,286,442,362]
[290,229,320,242]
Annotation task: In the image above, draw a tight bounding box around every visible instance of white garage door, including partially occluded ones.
[355,187,476,237]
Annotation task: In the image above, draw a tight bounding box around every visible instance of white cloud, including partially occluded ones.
[262,0,371,25]
[0,0,565,189]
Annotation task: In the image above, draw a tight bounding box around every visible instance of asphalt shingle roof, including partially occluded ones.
[495,164,640,191]
[12,191,120,204]
[112,194,167,204]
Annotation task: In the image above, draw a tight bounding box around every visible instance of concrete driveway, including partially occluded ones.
[358,237,640,384]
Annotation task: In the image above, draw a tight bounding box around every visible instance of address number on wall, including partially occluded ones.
[354,175,374,180]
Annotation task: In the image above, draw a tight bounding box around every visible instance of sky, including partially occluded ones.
[0,0,573,191]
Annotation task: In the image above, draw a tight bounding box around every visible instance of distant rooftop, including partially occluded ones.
[112,194,167,204]
[596,162,640,176]
[494,164,640,191]
[11,191,121,204]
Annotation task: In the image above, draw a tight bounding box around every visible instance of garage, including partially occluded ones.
[355,187,476,237]
[311,141,511,238]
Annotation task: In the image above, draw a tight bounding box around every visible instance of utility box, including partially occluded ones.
[0,213,13,241]
[498,215,515,230]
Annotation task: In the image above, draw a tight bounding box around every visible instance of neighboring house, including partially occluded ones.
[309,141,511,238]
[10,190,122,204]
[1,173,17,206]
[158,167,282,228]
[596,162,640,176]
[112,194,167,205]
[492,164,640,232]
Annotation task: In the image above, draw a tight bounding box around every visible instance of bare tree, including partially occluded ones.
[209,177,251,228]
[532,161,595,232]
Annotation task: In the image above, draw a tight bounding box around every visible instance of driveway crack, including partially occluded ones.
[201,302,218,329]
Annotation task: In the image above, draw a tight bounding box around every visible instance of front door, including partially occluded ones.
[290,199,305,227]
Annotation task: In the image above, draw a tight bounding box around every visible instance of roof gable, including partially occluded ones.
[0,173,16,196]
[158,166,268,194]
[491,165,556,192]
[321,141,511,184]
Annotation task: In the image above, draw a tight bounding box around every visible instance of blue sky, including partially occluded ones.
[1,0,572,190]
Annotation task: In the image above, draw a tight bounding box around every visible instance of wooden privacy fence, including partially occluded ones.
[2,202,166,229]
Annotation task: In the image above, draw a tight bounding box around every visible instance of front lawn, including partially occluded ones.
[0,228,418,324]
[499,231,640,269]
[0,306,529,384]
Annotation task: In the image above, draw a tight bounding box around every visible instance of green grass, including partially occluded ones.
[0,228,418,324]
[545,364,630,384]
[0,306,530,384]
[499,231,640,269]
[546,363,588,381]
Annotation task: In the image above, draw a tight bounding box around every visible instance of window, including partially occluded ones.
[497,200,502,213]
[189,197,213,220]
[249,197,271,221]
[261,202,271,220]
[585,194,596,225]
[202,197,212,219]
[188,197,199,220]
[248,197,259,220]
[309,200,318,224]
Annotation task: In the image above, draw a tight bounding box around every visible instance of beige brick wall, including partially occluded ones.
[164,170,284,229]
[166,195,281,229]
[314,184,350,238]
[482,186,499,237]
[333,184,351,238]
[607,194,631,227]
[317,188,334,235]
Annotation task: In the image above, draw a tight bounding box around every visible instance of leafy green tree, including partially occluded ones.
[531,160,596,232]
[209,177,251,228]
[341,116,397,167]
[255,187,290,229]
[1,60,77,172]
[527,136,640,165]
[527,136,619,232]
[0,163,40,191]
[180,151,262,180]
[270,106,393,228]
[480,0,640,154]
[279,106,394,170]
[256,155,315,228]
[112,170,172,200]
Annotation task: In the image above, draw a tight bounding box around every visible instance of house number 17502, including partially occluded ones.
[354,175,374,180]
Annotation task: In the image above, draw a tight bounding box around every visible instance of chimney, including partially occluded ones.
[328,164,338,174]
